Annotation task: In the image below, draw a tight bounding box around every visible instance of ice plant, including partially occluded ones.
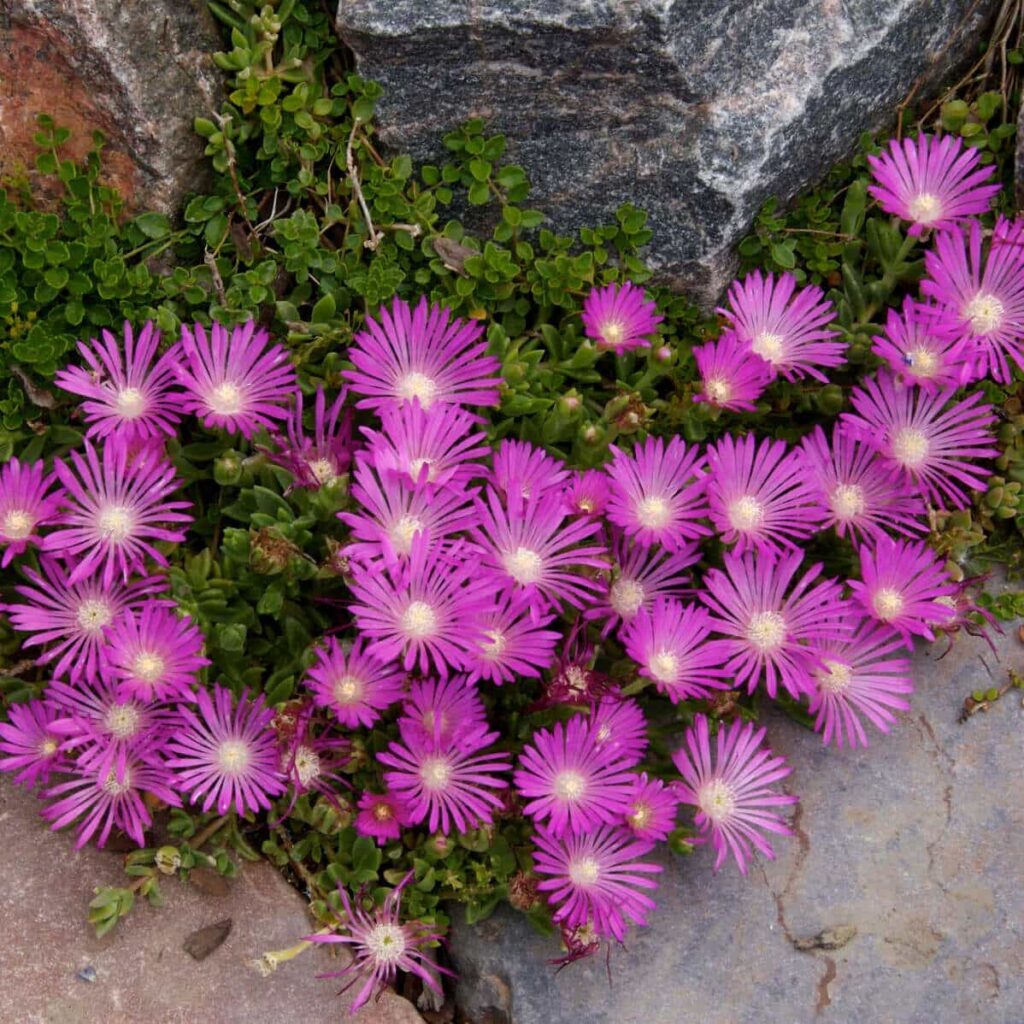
[842,372,997,508]
[807,618,914,748]
[691,332,774,411]
[590,696,648,765]
[269,387,352,489]
[463,591,561,685]
[492,439,570,502]
[604,435,710,553]
[175,320,298,438]
[398,676,489,750]
[531,823,662,941]
[701,549,846,699]
[719,270,844,381]
[304,636,406,729]
[307,876,450,1013]
[0,699,65,787]
[565,469,611,517]
[581,281,663,354]
[43,438,192,586]
[672,714,797,874]
[514,715,636,837]
[848,536,956,642]
[54,321,184,441]
[344,295,502,411]
[166,685,287,816]
[706,434,825,553]
[0,457,63,566]
[623,773,679,842]
[355,790,415,845]
[870,299,972,391]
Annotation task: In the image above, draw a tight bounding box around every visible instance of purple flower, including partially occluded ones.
[0,699,66,787]
[398,676,488,750]
[54,321,185,441]
[344,295,501,412]
[719,270,844,381]
[165,685,287,816]
[175,320,297,438]
[303,636,406,729]
[514,715,636,837]
[463,591,561,686]
[624,773,679,841]
[692,332,773,411]
[701,549,847,699]
[268,387,352,489]
[871,298,973,391]
[532,823,662,942]
[564,469,611,517]
[581,281,663,354]
[605,435,710,553]
[590,696,648,766]
[354,790,416,845]
[867,133,1001,235]
[672,715,797,874]
[0,458,63,566]
[492,439,570,502]
[42,439,191,586]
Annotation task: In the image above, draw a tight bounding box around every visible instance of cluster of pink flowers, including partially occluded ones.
[0,130,1011,999]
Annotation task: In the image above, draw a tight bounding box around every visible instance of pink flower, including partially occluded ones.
[355,790,416,845]
[492,439,570,502]
[0,458,63,567]
[398,676,488,751]
[672,715,797,874]
[268,387,352,489]
[463,591,561,686]
[623,773,679,841]
[564,470,611,517]
[0,699,66,787]
[871,298,973,390]
[692,332,773,411]
[581,281,663,354]
[303,637,406,729]
[590,696,648,766]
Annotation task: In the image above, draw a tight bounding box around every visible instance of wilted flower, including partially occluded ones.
[269,387,352,489]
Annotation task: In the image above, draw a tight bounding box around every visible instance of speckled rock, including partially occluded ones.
[449,625,1024,1024]
[336,0,996,301]
[0,0,223,211]
[0,781,423,1024]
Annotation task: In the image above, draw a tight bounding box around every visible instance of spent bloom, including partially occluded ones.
[0,699,66,787]
[719,270,844,381]
[175,320,297,438]
[344,295,501,412]
[867,133,1000,235]
[581,281,663,354]
[54,321,184,441]
[692,332,773,411]
[870,298,973,391]
[673,714,797,874]
[269,387,352,489]
[304,636,406,729]
[0,457,63,566]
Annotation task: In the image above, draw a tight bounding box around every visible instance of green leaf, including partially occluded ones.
[467,181,491,206]
[310,291,336,324]
[135,212,172,240]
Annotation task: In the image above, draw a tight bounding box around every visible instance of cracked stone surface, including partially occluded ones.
[449,624,1024,1024]
[336,0,996,301]
[0,781,423,1024]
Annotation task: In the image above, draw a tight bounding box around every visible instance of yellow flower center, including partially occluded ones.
[408,457,435,482]
[746,610,787,650]
[102,768,132,795]
[209,382,244,415]
[115,387,147,419]
[892,427,930,468]
[728,495,765,532]
[332,674,363,704]
[2,509,34,540]
[906,347,938,378]
[39,737,58,757]
[609,577,645,618]
[831,483,866,520]
[907,192,942,224]
[628,801,651,830]
[307,458,336,485]
[873,587,905,621]
[373,802,393,822]
[648,650,679,683]
[568,856,601,886]
[705,376,732,403]
[502,545,544,584]
[698,778,736,823]
[132,651,165,683]
[600,320,625,349]
[401,600,437,639]
[397,371,438,408]
[818,658,853,694]
[752,331,785,363]
[964,292,1005,336]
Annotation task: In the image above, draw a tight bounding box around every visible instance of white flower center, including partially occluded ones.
[408,457,435,482]
[553,770,588,801]
[307,458,336,485]
[746,610,787,651]
[636,495,672,530]
[217,739,251,775]
[76,598,113,634]
[365,922,407,964]
[400,600,437,639]
[818,658,853,694]
[39,737,58,757]
[502,545,544,584]
[209,382,244,415]
[389,514,423,555]
[420,756,451,790]
[728,495,765,532]
[564,666,588,694]
[132,651,165,683]
[97,504,134,542]
[332,674,363,704]
[830,483,866,520]
[628,801,651,830]
[964,292,1005,336]
[115,387,147,419]
[2,508,34,539]
[104,703,141,739]
[103,768,132,795]
[600,320,625,348]
[649,650,679,683]
[609,577,645,618]
[397,371,438,408]
[873,587,905,621]
[752,331,785,363]
[568,856,601,887]
[481,628,507,660]
[906,347,938,378]
[907,192,942,224]
[705,376,732,403]
[698,778,736,823]
[293,745,321,787]
[892,427,930,468]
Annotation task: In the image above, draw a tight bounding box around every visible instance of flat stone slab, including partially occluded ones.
[451,623,1024,1023]
[0,782,423,1024]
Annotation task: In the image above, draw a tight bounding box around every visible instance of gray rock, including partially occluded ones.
[0,0,223,212]
[336,0,996,301]
[449,624,1024,1024]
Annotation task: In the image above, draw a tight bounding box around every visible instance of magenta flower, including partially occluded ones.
[624,773,679,842]
[921,218,1024,384]
[0,458,63,566]
[344,295,501,412]
[463,591,561,686]
[277,723,351,816]
[590,696,648,766]
[54,321,184,441]
[564,470,611,517]
[692,332,773,411]
[268,387,352,489]
[514,715,636,837]
[719,270,844,381]
[849,536,955,642]
[799,424,926,547]
[398,676,489,750]
[532,823,662,942]
[701,549,846,699]
[492,439,570,502]
[706,434,825,553]
[2,558,168,683]
[165,685,287,816]
[471,488,607,612]
[303,636,406,729]
[175,320,297,438]
[105,604,209,702]
[622,598,731,702]
[377,725,510,834]
[808,618,914,748]
[354,790,416,845]
[361,401,489,490]
[673,714,797,874]
[307,877,451,1012]
[867,133,1001,235]
[42,752,180,849]
[0,699,66,787]
[347,535,491,678]
[42,439,192,585]
[871,298,973,391]
[581,281,663,354]
[605,435,710,553]
[842,373,997,508]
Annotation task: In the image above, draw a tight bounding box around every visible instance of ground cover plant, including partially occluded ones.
[2,0,1024,1012]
